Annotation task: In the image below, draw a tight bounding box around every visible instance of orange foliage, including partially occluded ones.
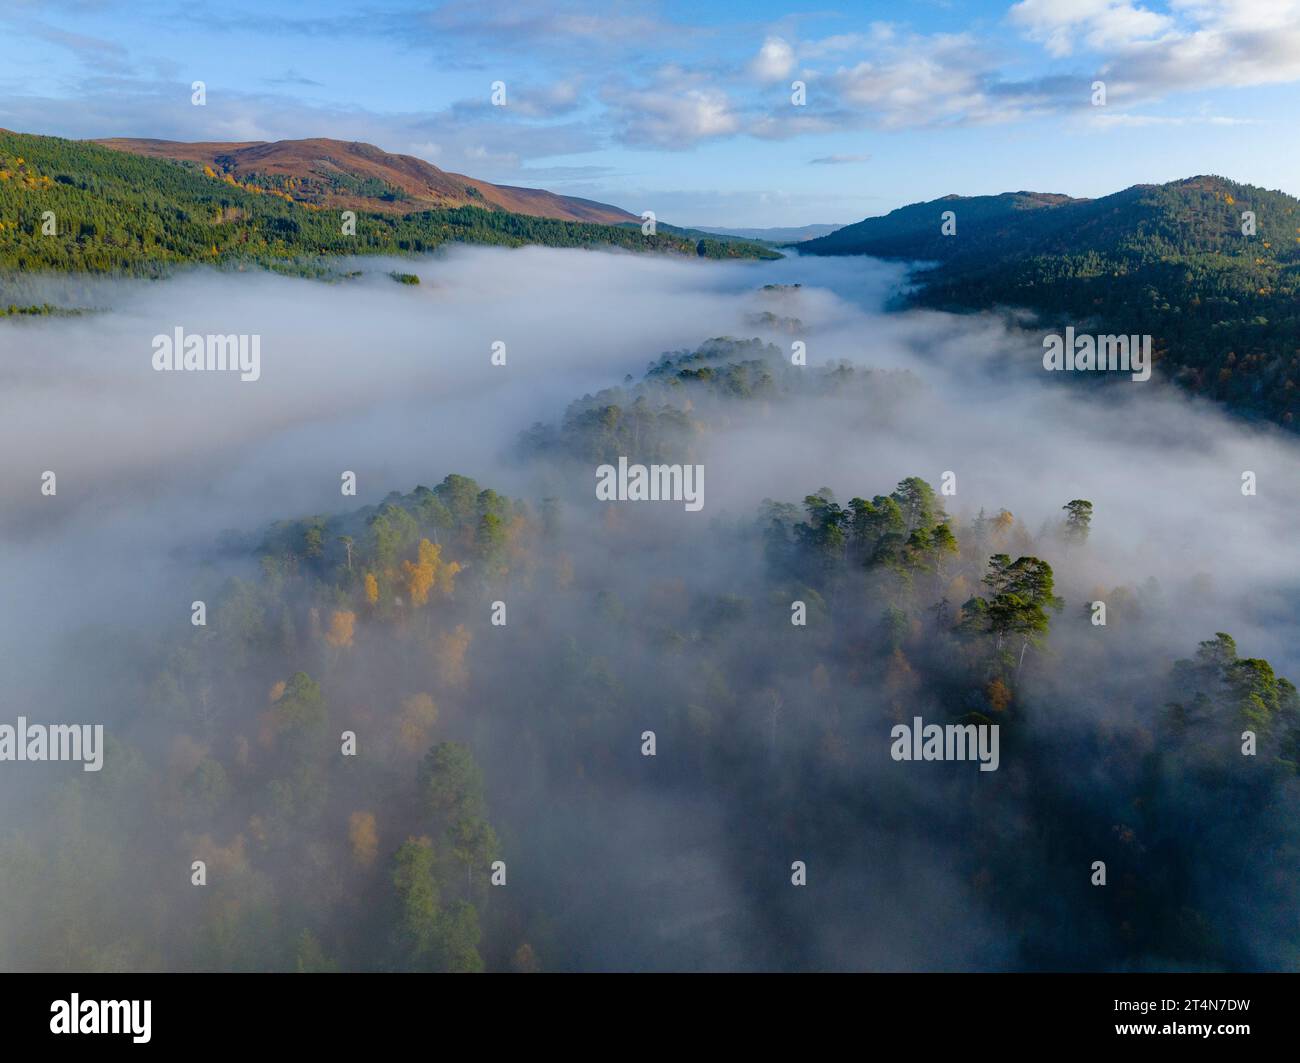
[324,609,356,649]
[348,811,379,868]
[986,677,1012,712]
[436,558,462,597]
[402,539,461,605]
[434,624,472,688]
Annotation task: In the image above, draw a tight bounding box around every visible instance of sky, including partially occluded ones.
[1,0,1299,227]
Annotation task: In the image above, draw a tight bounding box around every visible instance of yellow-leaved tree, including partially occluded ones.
[403,539,439,606]
[324,609,356,649]
[402,539,462,606]
[348,811,378,868]
[433,624,472,688]
[436,556,462,597]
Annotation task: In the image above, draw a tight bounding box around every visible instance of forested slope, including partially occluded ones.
[0,130,776,277]
[801,177,1300,428]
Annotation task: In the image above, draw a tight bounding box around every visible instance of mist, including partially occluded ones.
[1,245,1297,971]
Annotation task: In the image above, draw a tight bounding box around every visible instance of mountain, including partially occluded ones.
[0,130,775,277]
[801,176,1300,430]
[695,223,844,243]
[798,191,1081,258]
[93,136,639,225]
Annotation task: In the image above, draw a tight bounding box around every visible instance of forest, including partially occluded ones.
[800,176,1300,429]
[1,332,1296,972]
[0,130,776,278]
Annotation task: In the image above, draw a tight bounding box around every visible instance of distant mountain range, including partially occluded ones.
[92,136,639,225]
[695,223,843,243]
[801,176,1300,430]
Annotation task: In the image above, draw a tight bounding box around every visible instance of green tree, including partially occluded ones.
[368,504,418,570]
[891,476,943,532]
[419,742,487,828]
[963,555,1063,667]
[389,838,443,968]
[448,815,500,895]
[1063,500,1093,543]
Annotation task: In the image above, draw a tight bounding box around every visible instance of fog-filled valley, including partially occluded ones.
[1,246,1298,971]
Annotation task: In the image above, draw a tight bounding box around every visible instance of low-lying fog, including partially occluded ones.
[2,244,1298,971]
[3,246,1296,692]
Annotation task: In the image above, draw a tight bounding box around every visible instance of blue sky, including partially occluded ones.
[2,0,1298,226]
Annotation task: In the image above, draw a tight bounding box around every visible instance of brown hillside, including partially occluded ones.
[91,136,638,224]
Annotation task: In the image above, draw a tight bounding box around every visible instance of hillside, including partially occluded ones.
[801,177,1300,429]
[799,191,1080,259]
[0,130,775,276]
[93,136,639,224]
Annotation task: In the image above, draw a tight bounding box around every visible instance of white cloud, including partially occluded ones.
[750,36,796,82]
[1009,0,1173,58]
[608,78,741,147]
[1013,0,1300,97]
[1083,110,1264,128]
[507,78,586,118]
[830,33,1030,128]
